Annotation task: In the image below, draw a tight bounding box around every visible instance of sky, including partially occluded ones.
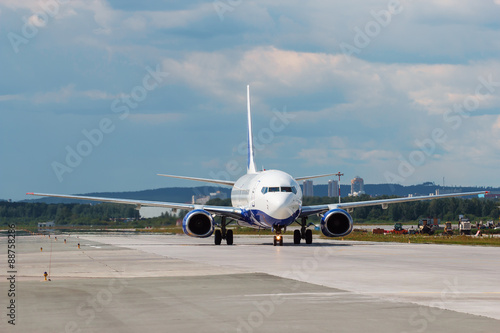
[1,0,500,201]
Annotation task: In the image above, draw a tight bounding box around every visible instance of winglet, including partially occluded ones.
[247,85,257,174]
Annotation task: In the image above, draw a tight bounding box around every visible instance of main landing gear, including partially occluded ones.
[293,217,313,245]
[214,217,233,245]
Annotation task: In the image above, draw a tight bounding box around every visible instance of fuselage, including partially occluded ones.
[231,170,302,229]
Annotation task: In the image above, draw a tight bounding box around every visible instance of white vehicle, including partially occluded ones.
[459,220,472,235]
[28,86,488,246]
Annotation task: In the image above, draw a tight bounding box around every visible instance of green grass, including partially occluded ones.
[329,230,500,246]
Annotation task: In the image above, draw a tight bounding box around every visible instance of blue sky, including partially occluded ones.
[1,0,500,201]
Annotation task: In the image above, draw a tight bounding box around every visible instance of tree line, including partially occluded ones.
[0,202,145,227]
[302,195,499,222]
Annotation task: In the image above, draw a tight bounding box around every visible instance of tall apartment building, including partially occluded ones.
[328,179,339,197]
[350,176,365,196]
[303,180,314,197]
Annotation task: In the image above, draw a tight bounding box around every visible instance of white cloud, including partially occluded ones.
[201,159,222,169]
[297,148,329,165]
[161,46,500,122]
[493,116,500,130]
[82,90,117,100]
[33,84,76,104]
[0,94,21,102]
[28,13,47,27]
[32,85,119,104]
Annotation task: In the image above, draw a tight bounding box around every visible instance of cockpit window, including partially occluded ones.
[262,186,297,194]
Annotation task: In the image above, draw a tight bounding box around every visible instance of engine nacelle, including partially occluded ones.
[182,209,214,238]
[320,209,354,237]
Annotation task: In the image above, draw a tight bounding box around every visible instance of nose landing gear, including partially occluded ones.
[273,225,285,246]
[273,234,284,246]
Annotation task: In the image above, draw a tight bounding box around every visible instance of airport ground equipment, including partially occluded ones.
[388,223,408,235]
[484,221,495,229]
[443,221,454,236]
[459,217,472,235]
[417,219,435,235]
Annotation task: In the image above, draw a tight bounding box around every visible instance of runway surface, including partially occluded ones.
[1,233,499,332]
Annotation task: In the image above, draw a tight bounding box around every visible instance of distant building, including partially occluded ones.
[328,180,339,197]
[350,176,365,197]
[38,221,55,228]
[192,190,227,205]
[38,221,55,234]
[303,180,314,197]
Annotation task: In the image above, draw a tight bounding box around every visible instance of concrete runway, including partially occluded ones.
[1,233,499,332]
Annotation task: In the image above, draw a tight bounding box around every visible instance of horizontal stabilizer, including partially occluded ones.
[295,173,339,181]
[157,174,235,186]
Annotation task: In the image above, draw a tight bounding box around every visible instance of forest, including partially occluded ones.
[0,201,179,228]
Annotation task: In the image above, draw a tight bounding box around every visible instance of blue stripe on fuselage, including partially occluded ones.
[249,209,300,227]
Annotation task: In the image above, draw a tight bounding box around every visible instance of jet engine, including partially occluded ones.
[320,209,354,237]
[182,209,214,238]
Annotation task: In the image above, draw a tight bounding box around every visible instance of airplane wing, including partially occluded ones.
[300,191,488,217]
[26,192,243,219]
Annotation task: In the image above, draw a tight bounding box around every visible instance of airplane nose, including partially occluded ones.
[267,194,299,219]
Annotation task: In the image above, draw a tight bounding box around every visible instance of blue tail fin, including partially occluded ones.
[247,85,257,174]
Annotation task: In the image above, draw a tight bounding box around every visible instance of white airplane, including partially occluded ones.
[28,86,487,246]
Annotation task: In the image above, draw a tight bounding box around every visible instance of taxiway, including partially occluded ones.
[1,233,498,332]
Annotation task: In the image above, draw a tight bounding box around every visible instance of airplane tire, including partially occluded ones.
[226,230,233,245]
[279,236,283,246]
[214,230,222,245]
[293,230,301,244]
[273,237,277,246]
[305,229,313,244]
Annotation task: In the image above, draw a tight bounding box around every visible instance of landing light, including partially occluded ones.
[276,235,281,240]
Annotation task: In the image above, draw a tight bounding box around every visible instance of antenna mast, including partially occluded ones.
[334,172,344,203]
